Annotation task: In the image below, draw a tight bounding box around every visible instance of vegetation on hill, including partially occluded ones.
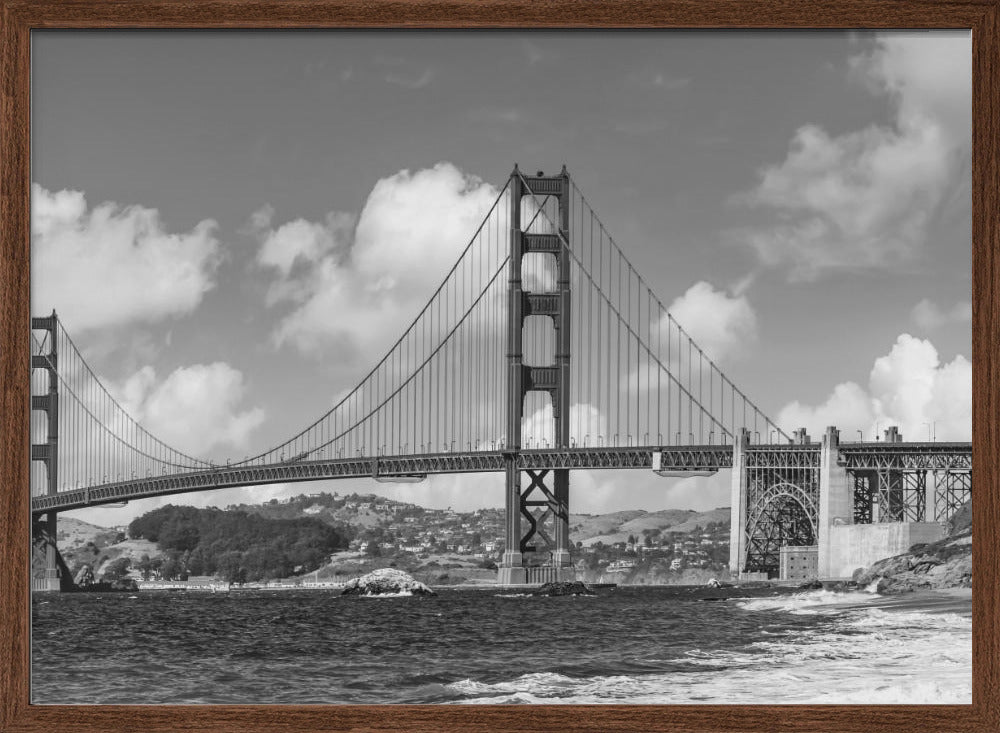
[127,505,349,583]
[44,493,735,587]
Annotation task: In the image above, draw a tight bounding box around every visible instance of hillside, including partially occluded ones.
[573,507,730,547]
[568,510,648,541]
[228,493,734,585]
[126,505,350,582]
[55,517,128,576]
[233,492,392,529]
[57,516,120,549]
[49,493,734,586]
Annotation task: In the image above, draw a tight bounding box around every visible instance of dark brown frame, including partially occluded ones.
[2,1,997,731]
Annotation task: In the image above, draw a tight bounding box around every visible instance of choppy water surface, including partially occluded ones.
[32,585,971,704]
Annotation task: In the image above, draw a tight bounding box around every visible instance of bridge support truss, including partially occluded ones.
[730,429,821,580]
[498,166,575,585]
[731,426,972,581]
[31,313,64,592]
[845,441,972,525]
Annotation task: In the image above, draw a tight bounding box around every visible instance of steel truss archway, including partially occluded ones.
[745,482,818,577]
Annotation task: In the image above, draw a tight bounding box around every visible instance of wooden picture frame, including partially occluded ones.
[1,1,997,731]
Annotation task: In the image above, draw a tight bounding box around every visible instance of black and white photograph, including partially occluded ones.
[28,29,972,705]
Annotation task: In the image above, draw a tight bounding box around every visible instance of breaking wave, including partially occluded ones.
[448,590,971,704]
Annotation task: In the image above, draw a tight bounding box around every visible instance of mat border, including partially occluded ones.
[2,2,997,731]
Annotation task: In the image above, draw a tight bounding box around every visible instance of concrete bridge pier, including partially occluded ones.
[728,429,749,577]
[817,427,851,580]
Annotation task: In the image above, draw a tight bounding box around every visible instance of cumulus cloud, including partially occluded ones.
[253,163,501,362]
[521,402,609,448]
[737,33,970,281]
[112,362,266,457]
[659,281,757,363]
[254,211,355,305]
[31,184,221,331]
[911,298,971,330]
[778,334,970,441]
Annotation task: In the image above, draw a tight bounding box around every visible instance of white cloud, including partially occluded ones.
[254,211,355,305]
[113,362,266,458]
[31,184,221,331]
[911,298,971,330]
[778,334,970,441]
[521,402,609,448]
[568,469,731,515]
[255,163,501,362]
[737,33,970,281]
[660,281,757,363]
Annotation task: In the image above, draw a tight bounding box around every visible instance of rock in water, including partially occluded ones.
[705,578,734,589]
[340,568,436,597]
[531,581,595,596]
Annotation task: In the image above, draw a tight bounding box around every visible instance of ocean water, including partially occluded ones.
[31,585,971,704]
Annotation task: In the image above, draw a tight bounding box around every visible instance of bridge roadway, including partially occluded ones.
[30,441,970,516]
[30,445,732,515]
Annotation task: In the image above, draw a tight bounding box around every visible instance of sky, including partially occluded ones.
[30,30,971,527]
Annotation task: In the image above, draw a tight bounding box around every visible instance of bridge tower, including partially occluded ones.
[498,165,574,585]
[31,312,64,591]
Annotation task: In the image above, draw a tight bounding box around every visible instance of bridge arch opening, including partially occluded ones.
[744,482,817,578]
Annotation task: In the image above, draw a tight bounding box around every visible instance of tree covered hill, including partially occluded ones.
[127,505,349,583]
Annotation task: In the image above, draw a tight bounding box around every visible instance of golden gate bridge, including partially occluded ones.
[30,166,971,590]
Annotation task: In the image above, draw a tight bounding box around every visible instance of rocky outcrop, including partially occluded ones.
[74,564,95,587]
[531,581,596,596]
[853,502,972,594]
[705,578,734,589]
[340,568,436,596]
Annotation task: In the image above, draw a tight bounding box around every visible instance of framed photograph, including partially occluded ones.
[2,1,997,732]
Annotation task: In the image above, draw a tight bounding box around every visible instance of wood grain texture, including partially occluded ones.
[1,1,997,731]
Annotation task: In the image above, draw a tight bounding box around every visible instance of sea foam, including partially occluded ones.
[447,591,971,705]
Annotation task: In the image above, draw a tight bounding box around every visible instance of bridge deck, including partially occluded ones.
[31,445,734,514]
[31,441,971,515]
